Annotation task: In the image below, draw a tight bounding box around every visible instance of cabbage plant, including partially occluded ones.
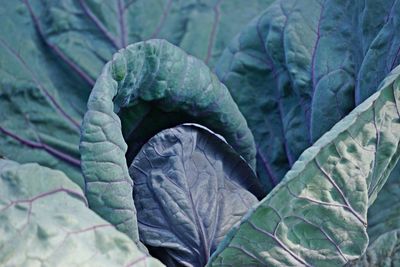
[1,1,400,267]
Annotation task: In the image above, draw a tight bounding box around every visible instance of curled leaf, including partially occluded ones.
[80,39,256,246]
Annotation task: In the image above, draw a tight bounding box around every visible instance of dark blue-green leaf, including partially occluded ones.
[27,0,275,77]
[0,1,88,188]
[216,0,400,192]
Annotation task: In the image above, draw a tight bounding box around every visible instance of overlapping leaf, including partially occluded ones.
[0,0,87,188]
[0,159,163,267]
[80,39,256,247]
[216,0,400,192]
[349,229,400,266]
[0,0,273,189]
[130,124,262,266]
[26,0,275,79]
[208,67,400,266]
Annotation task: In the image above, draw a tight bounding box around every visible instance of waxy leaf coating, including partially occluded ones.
[0,159,163,267]
[208,67,400,266]
[216,0,400,192]
[80,39,256,247]
[130,124,261,266]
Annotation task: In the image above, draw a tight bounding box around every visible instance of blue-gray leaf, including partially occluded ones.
[130,124,261,267]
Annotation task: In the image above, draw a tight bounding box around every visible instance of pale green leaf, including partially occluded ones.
[208,67,400,266]
[0,159,163,267]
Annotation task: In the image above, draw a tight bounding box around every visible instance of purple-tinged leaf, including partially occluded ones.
[130,124,261,266]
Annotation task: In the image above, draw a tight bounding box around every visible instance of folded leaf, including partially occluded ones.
[0,0,87,187]
[208,67,400,266]
[80,39,256,247]
[215,0,400,192]
[130,124,261,266]
[0,159,163,267]
[349,229,400,267]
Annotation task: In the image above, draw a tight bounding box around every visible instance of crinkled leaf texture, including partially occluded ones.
[0,159,163,267]
[208,67,400,266]
[130,124,262,267]
[367,163,400,242]
[216,0,400,192]
[0,0,87,187]
[80,39,256,247]
[349,229,400,267]
[355,169,400,266]
[26,0,275,80]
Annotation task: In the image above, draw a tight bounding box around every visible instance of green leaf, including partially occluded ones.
[367,163,400,243]
[215,0,400,192]
[0,1,87,187]
[348,229,400,267]
[26,0,274,78]
[1,0,274,189]
[131,124,262,266]
[80,39,256,247]
[0,159,163,267]
[208,67,400,266]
